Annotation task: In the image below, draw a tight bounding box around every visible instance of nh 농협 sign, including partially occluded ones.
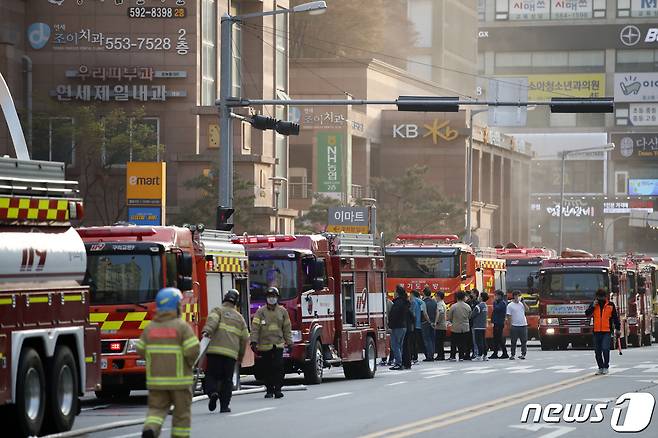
[316,132,343,196]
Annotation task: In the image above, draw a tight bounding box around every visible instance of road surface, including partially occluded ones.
[73,343,658,438]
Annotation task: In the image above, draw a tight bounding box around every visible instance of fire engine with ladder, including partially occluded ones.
[77,225,253,398]
[0,72,101,436]
[620,255,653,347]
[234,233,388,384]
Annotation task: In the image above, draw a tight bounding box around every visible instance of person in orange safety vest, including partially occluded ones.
[585,288,621,375]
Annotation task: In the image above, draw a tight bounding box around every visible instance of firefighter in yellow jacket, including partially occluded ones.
[136,288,200,438]
[251,287,292,398]
[201,289,249,413]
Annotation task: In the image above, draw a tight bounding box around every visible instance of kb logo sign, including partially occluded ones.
[520,392,655,433]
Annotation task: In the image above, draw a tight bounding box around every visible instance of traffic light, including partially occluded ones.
[396,96,460,112]
[250,115,300,136]
[216,206,235,231]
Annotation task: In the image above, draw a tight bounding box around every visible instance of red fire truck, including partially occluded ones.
[234,233,388,384]
[495,246,556,339]
[1,73,101,436]
[637,258,658,342]
[624,255,654,347]
[77,225,252,398]
[537,250,629,350]
[385,235,507,303]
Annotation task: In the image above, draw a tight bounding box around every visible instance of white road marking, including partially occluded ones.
[505,366,534,370]
[424,374,451,379]
[386,381,407,386]
[316,392,352,400]
[583,398,615,403]
[554,368,585,373]
[510,368,541,373]
[80,403,112,412]
[633,364,658,373]
[229,407,276,417]
[465,369,498,374]
[546,366,573,370]
[510,424,576,438]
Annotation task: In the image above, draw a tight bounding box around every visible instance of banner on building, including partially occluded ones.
[629,103,658,126]
[630,0,658,17]
[126,162,166,225]
[316,132,343,197]
[610,132,658,160]
[614,73,658,103]
[327,207,369,233]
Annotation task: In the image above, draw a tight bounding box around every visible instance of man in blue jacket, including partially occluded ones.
[489,290,509,359]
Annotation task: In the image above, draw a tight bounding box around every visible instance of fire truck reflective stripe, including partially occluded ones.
[477,260,506,270]
[63,294,83,302]
[101,321,123,331]
[212,256,246,273]
[140,320,151,329]
[0,196,70,222]
[206,345,239,358]
[90,313,109,323]
[84,356,94,363]
[28,296,49,304]
[181,303,198,322]
[0,298,13,305]
[124,312,148,322]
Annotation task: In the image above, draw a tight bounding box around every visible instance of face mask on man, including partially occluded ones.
[266,296,278,306]
[597,296,606,304]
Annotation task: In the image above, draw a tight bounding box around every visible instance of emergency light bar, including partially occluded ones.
[231,235,297,245]
[395,234,460,242]
[496,247,551,256]
[77,227,157,238]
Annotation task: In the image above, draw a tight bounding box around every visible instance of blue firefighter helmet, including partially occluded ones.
[155,287,183,313]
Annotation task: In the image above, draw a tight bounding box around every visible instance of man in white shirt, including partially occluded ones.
[506,290,530,360]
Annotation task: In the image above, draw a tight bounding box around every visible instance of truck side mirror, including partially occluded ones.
[526,275,534,289]
[460,271,467,280]
[312,278,326,290]
[180,253,194,277]
[178,276,193,291]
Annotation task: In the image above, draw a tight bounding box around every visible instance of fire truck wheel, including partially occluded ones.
[43,345,79,433]
[303,341,324,385]
[16,347,46,437]
[342,336,376,379]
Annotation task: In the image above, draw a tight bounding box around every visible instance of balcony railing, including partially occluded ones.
[290,182,313,199]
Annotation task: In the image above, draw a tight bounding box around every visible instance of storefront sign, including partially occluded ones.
[630,0,658,17]
[508,0,551,20]
[603,200,654,214]
[327,207,369,233]
[611,133,658,160]
[316,132,343,195]
[629,179,658,196]
[614,73,658,103]
[127,206,162,226]
[391,119,459,144]
[550,0,593,19]
[295,107,365,133]
[544,199,595,217]
[526,74,605,100]
[65,65,188,80]
[629,103,658,126]
[51,84,186,102]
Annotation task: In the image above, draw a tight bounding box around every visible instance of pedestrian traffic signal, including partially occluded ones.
[216,206,235,231]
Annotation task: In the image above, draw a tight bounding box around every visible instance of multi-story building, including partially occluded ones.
[478,0,658,254]
[1,0,296,232]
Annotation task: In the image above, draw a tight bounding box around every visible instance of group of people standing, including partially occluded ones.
[385,285,531,370]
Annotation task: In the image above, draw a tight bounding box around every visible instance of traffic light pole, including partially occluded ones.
[218,15,234,215]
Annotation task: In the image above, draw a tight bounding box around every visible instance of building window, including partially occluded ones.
[619,0,658,18]
[103,117,161,165]
[407,0,433,48]
[232,23,242,98]
[201,0,216,106]
[495,50,605,72]
[33,117,75,165]
[615,171,629,195]
[275,8,288,92]
[616,49,658,72]
[407,55,432,81]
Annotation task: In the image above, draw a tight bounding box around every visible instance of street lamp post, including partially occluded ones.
[217,1,327,217]
[466,108,487,245]
[269,176,288,233]
[557,143,615,254]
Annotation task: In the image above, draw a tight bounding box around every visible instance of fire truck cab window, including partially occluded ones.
[85,253,163,305]
[506,265,538,290]
[627,272,635,295]
[302,256,326,290]
[386,255,458,278]
[249,256,298,301]
[541,271,608,301]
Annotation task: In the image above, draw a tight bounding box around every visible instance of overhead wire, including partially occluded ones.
[242,20,596,101]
